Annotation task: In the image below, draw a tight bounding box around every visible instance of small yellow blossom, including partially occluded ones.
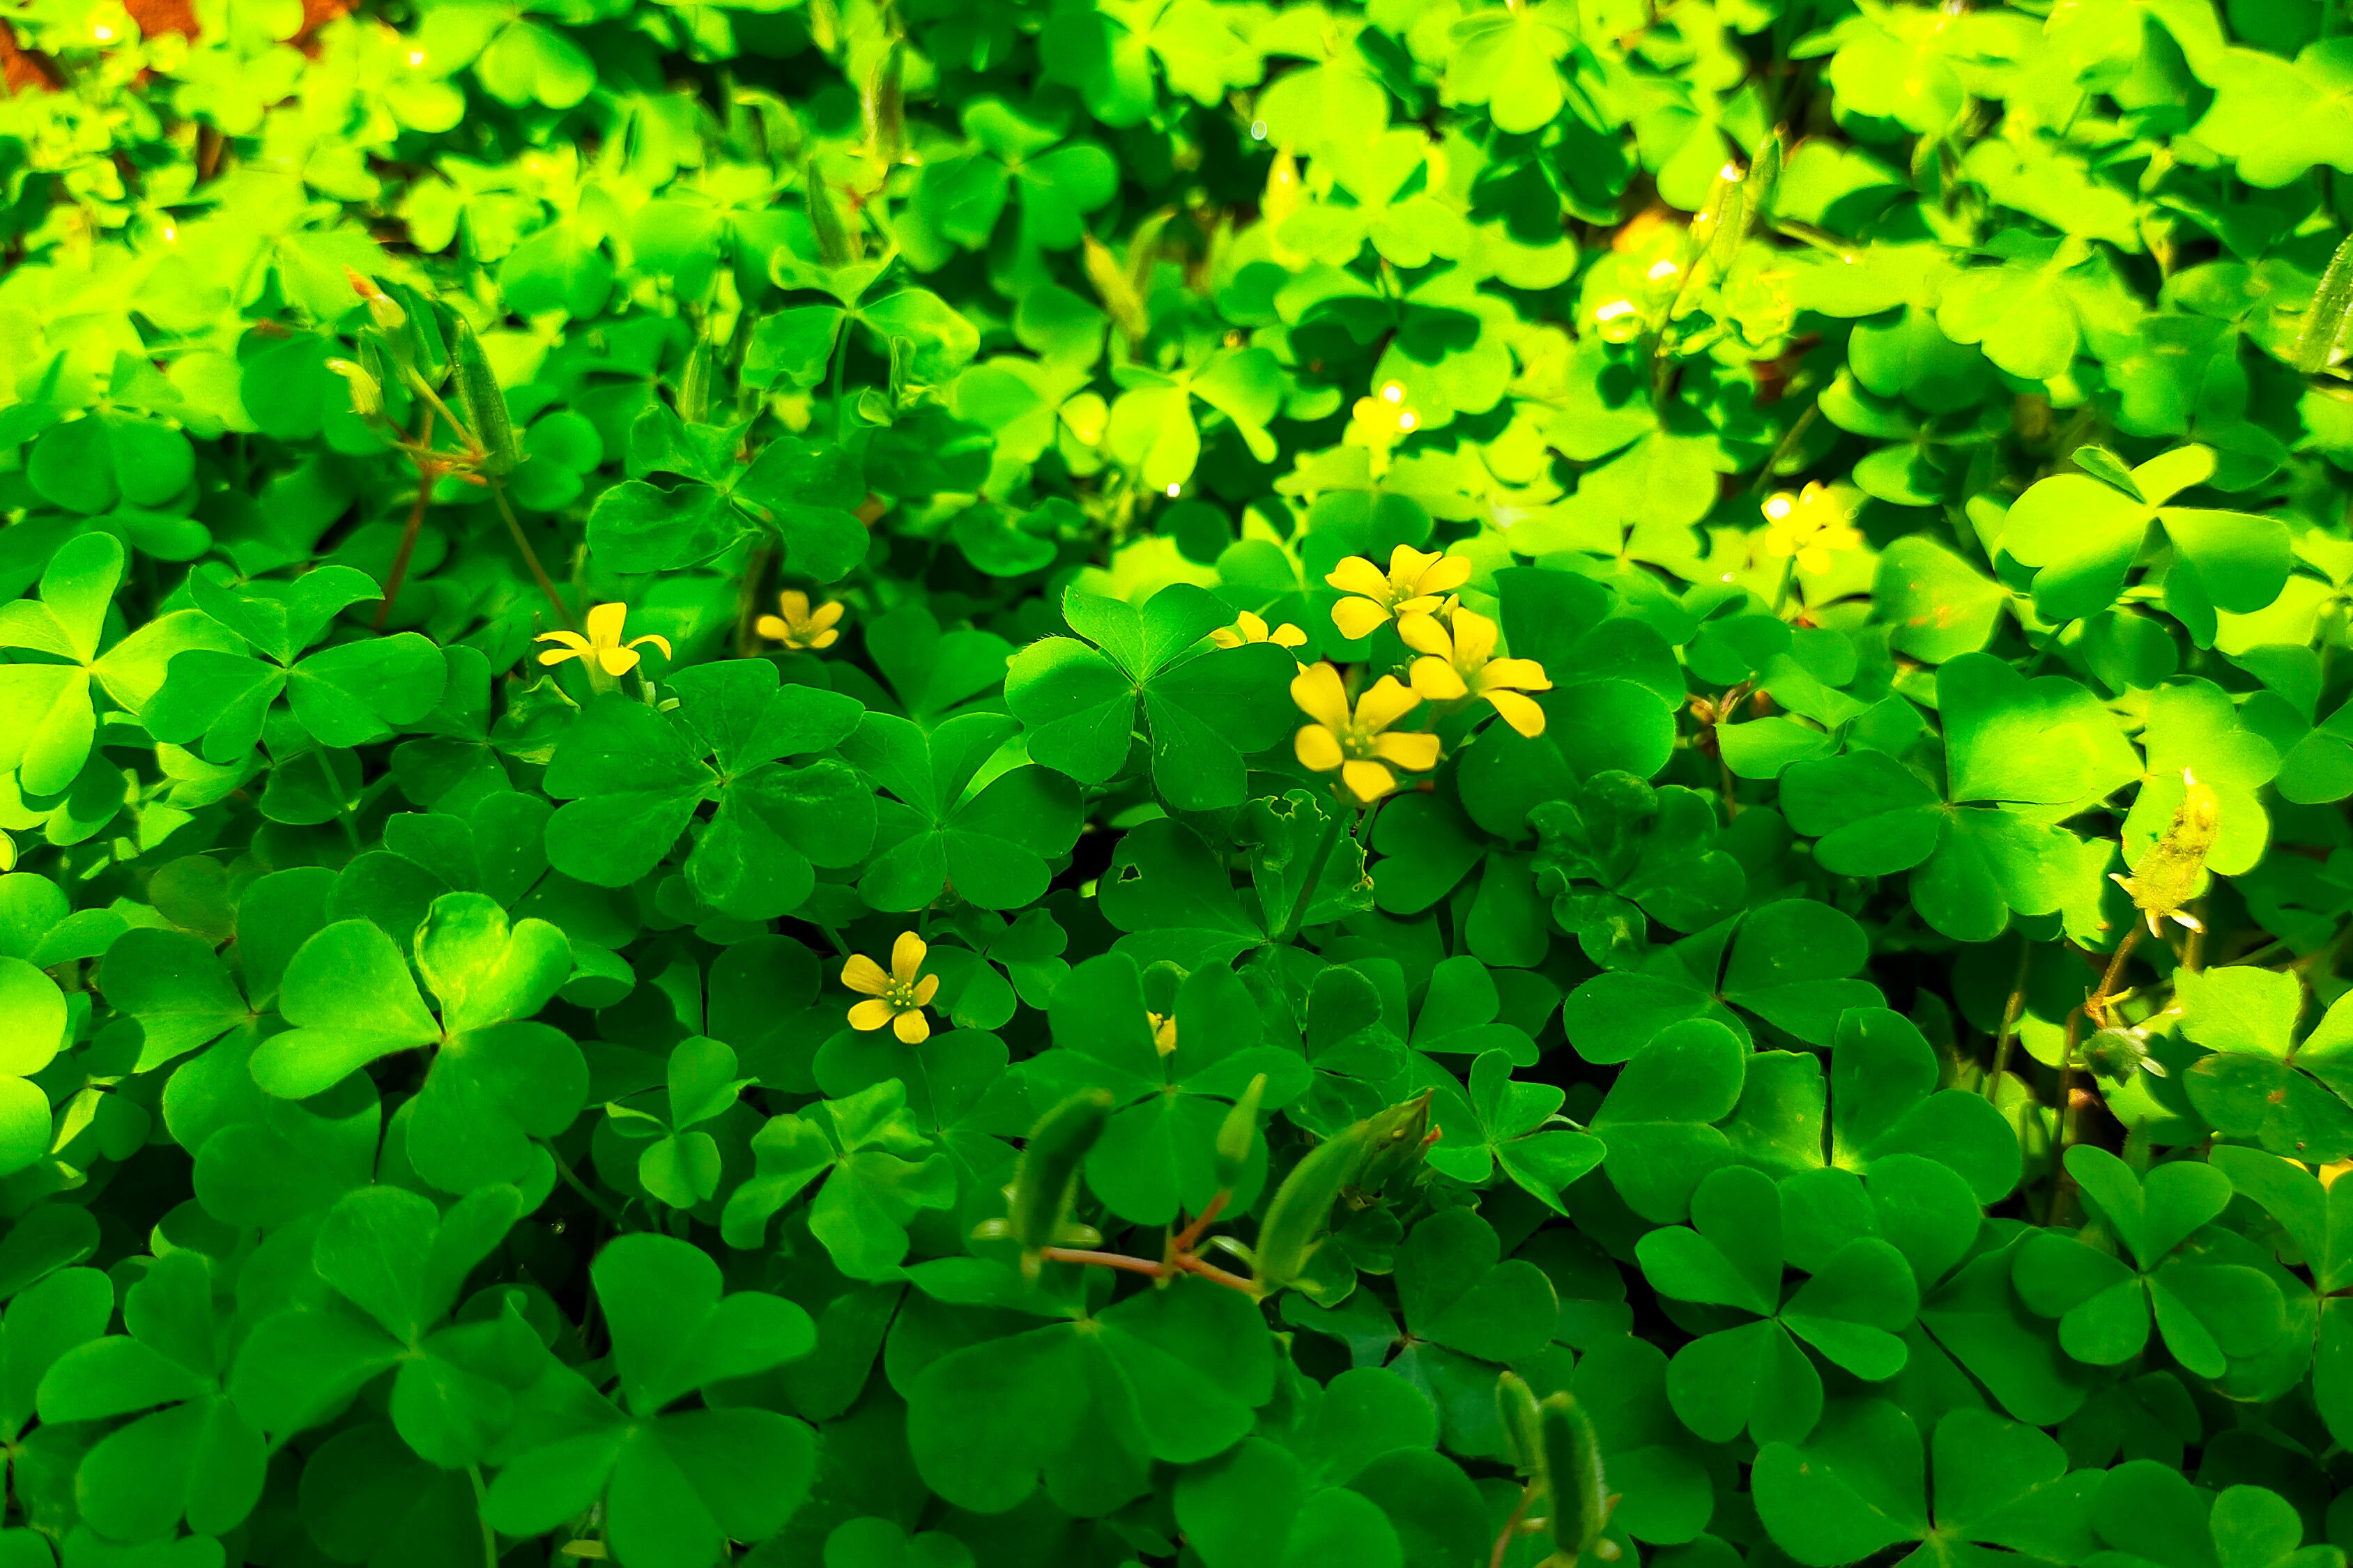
[1211,610,1308,652]
[1149,1011,1177,1056]
[842,931,940,1044]
[758,590,845,651]
[1326,545,1473,642]
[1292,662,1441,804]
[1759,482,1864,576]
[535,603,671,684]
[1398,604,1552,738]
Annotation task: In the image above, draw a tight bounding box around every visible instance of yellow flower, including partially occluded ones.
[1149,1010,1177,1056]
[1759,482,1864,576]
[534,603,671,682]
[842,931,940,1044]
[1399,604,1552,738]
[1210,610,1308,652]
[1325,545,1473,641]
[757,590,844,651]
[1292,662,1441,804]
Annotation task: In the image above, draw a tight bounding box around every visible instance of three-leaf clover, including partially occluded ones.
[1781,652,2142,941]
[144,564,447,764]
[248,891,585,1194]
[2175,960,2353,1162]
[2011,1146,2287,1378]
[1753,1401,2097,1568]
[1005,585,1296,811]
[842,712,1082,912]
[0,534,236,794]
[482,1234,818,1568]
[230,1184,543,1467]
[585,403,870,579]
[38,1250,265,1545]
[906,1279,1274,1515]
[541,660,874,920]
[1637,1163,1919,1445]
[1024,953,1309,1224]
[721,1078,956,1277]
[605,1036,754,1210]
[1424,1049,1603,1212]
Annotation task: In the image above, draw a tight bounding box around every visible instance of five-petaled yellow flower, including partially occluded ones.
[1759,482,1864,576]
[1327,546,1473,641]
[842,931,939,1044]
[1292,662,1441,804]
[758,590,844,651]
[535,603,671,682]
[1211,610,1308,652]
[1400,604,1552,738]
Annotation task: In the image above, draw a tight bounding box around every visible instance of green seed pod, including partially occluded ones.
[1538,1394,1614,1565]
[450,316,518,477]
[1747,130,1782,229]
[1343,1089,1434,1208]
[1252,1119,1371,1293]
[804,157,854,268]
[2299,233,2353,374]
[864,41,905,170]
[999,1089,1113,1275]
[1496,1371,1545,1479]
[1212,1073,1266,1190]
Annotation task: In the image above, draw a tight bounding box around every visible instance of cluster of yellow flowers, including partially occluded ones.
[533,592,847,689]
[1272,545,1554,805]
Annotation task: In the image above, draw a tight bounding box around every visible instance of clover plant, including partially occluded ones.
[3,0,2353,1565]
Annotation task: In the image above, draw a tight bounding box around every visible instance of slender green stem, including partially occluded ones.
[542,1140,625,1227]
[469,1466,500,1568]
[489,479,577,632]
[1276,799,1351,943]
[1984,941,2030,1102]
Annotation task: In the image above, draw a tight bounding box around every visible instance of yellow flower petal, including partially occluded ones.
[1385,544,1442,585]
[754,615,789,640]
[891,930,928,983]
[1290,663,1353,732]
[893,1008,931,1044]
[1354,675,1421,734]
[777,590,811,622]
[848,998,899,1031]
[1479,657,1552,695]
[584,602,628,647]
[842,954,893,994]
[1340,758,1397,803]
[627,633,673,661]
[1448,606,1499,666]
[1372,731,1442,772]
[1418,554,1473,597]
[1296,724,1345,774]
[1209,627,1243,649]
[1410,656,1469,701]
[1270,622,1307,649]
[597,645,642,677]
[912,974,940,1007]
[811,628,840,649]
[535,629,590,654]
[1331,598,1393,641]
[1325,556,1393,599]
[810,601,845,630]
[1395,612,1453,659]
[1486,688,1548,738]
[537,645,583,667]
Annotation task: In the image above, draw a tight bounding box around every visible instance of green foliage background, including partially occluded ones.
[5,0,2353,1564]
